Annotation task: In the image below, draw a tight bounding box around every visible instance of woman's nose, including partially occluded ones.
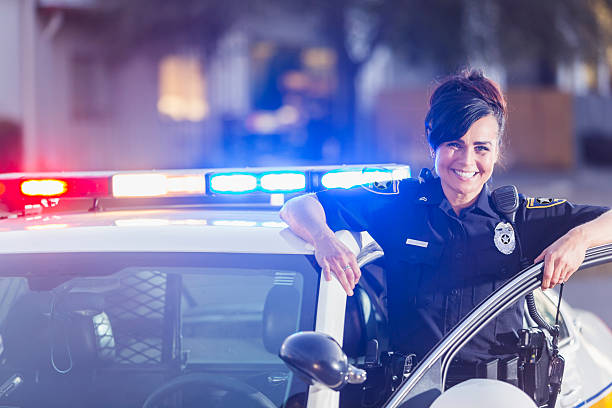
[457,147,475,165]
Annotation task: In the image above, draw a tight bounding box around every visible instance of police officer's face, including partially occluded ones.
[434,115,499,202]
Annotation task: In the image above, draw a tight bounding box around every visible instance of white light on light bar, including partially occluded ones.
[321,167,409,189]
[166,175,206,194]
[260,172,306,192]
[21,179,68,196]
[112,173,205,198]
[210,174,257,193]
[113,174,167,197]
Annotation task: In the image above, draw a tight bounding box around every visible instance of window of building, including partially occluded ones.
[71,54,110,119]
[157,55,209,122]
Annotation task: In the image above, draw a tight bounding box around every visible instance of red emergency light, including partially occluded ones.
[0,175,111,214]
[18,177,110,198]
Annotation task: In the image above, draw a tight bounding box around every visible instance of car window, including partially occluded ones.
[0,252,319,408]
[180,268,305,364]
[528,289,570,341]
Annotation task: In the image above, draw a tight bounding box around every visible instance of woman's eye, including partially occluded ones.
[447,142,461,149]
[475,145,490,152]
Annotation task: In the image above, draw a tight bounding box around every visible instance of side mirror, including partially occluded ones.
[279,331,366,391]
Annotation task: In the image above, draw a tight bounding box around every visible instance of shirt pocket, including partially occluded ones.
[398,239,444,266]
[394,239,445,305]
[474,241,519,280]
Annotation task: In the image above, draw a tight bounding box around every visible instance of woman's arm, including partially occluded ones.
[535,209,612,289]
[280,194,360,295]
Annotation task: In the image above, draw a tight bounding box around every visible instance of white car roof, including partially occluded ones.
[0,207,314,255]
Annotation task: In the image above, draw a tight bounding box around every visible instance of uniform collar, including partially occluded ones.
[421,177,499,219]
[473,184,499,219]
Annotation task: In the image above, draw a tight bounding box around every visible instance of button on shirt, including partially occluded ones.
[316,176,608,363]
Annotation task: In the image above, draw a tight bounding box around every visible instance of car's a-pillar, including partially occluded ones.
[305,270,348,408]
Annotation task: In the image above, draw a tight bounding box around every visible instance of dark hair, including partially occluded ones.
[425,69,507,151]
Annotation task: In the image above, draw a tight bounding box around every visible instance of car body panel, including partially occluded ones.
[0,208,314,255]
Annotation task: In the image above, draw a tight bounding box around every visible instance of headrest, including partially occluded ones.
[430,379,538,408]
[262,286,300,354]
[2,292,115,372]
[342,288,368,358]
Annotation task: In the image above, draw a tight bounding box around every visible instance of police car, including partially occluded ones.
[0,166,609,408]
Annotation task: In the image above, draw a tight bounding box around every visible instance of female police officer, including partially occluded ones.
[279,69,612,365]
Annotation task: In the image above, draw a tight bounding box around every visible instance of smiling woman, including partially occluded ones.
[279,68,612,393]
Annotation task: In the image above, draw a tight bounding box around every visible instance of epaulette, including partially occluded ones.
[525,197,567,209]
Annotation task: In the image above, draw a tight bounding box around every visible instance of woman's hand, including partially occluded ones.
[314,233,361,296]
[534,227,589,290]
[279,193,363,296]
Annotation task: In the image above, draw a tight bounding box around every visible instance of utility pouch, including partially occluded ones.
[517,328,552,406]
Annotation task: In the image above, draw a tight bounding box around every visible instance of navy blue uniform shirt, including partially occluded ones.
[316,176,609,363]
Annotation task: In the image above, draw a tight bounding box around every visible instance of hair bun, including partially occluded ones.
[467,69,485,81]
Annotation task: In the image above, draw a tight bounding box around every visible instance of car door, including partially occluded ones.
[382,243,612,408]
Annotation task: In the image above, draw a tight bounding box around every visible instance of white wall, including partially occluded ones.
[34,19,215,171]
[0,0,22,121]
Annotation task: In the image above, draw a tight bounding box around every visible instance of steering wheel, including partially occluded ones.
[142,372,277,408]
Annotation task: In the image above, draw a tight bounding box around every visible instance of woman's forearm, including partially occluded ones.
[279,194,335,245]
[572,209,612,248]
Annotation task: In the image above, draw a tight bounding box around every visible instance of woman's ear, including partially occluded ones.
[429,147,436,159]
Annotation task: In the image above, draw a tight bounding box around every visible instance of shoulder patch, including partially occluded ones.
[526,197,567,209]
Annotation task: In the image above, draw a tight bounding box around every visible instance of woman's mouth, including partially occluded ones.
[452,169,478,179]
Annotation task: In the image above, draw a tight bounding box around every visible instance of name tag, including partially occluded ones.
[405,238,429,248]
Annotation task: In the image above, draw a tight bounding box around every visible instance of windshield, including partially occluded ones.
[0,252,319,408]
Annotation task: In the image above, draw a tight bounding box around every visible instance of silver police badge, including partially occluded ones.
[494,222,516,255]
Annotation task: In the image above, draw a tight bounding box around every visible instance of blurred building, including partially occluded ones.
[1,0,611,171]
[0,0,345,171]
[1,0,219,171]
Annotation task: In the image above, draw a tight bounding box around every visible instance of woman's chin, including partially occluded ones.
[446,179,484,197]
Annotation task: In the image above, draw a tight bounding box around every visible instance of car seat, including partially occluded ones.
[262,285,301,355]
[1,291,116,406]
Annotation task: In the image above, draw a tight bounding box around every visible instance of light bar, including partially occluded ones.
[21,179,68,196]
[320,166,410,189]
[209,171,306,194]
[14,176,110,201]
[112,174,166,197]
[260,172,306,193]
[0,165,410,214]
[209,173,258,194]
[112,173,205,198]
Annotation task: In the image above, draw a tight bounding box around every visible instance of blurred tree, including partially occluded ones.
[105,0,612,156]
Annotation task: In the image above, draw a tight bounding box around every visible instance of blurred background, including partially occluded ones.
[0,0,611,320]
